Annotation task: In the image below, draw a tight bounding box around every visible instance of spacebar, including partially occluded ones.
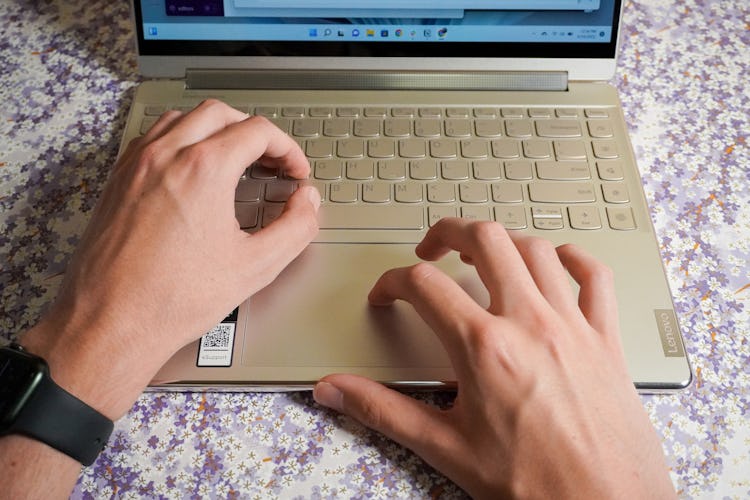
[319,205,424,230]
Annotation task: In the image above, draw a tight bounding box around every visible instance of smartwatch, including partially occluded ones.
[0,343,114,466]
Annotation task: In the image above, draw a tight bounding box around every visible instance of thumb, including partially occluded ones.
[238,185,320,286]
[314,374,452,462]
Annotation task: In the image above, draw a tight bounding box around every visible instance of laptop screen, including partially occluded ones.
[135,0,621,59]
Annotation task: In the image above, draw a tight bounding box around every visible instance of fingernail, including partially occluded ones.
[305,186,322,209]
[313,381,343,411]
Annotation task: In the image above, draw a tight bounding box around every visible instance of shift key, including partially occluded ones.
[529,182,596,203]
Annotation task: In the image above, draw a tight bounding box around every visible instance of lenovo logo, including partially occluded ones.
[654,309,685,358]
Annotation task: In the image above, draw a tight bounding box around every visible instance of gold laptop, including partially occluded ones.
[120,0,691,392]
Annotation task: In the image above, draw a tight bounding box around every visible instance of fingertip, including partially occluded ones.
[298,184,322,210]
[313,380,344,412]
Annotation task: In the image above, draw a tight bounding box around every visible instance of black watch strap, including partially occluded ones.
[11,370,114,466]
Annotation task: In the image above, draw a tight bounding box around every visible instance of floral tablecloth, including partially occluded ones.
[1,1,748,498]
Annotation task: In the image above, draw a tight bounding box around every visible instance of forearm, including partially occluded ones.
[0,319,158,499]
[0,435,82,500]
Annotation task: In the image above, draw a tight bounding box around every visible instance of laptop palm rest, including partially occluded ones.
[152,242,488,388]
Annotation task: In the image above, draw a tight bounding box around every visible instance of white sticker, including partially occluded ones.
[197,322,236,367]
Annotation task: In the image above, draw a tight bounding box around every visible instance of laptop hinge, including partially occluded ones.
[185,69,568,92]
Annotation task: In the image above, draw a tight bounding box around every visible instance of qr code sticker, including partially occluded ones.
[202,324,233,349]
[198,322,236,367]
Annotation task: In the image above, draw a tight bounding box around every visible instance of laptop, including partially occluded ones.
[121,0,691,392]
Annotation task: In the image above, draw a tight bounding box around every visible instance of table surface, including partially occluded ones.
[1,1,748,498]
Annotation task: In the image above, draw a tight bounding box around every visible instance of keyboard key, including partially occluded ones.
[306,139,334,158]
[528,108,552,118]
[588,120,614,138]
[337,107,360,117]
[364,107,387,117]
[395,182,423,203]
[354,119,380,137]
[419,107,442,118]
[501,107,525,118]
[505,119,533,138]
[410,159,438,180]
[309,107,333,117]
[585,108,610,118]
[522,139,552,159]
[495,206,527,229]
[347,160,374,180]
[446,107,470,118]
[492,183,523,203]
[235,180,262,202]
[536,161,591,180]
[607,206,636,230]
[445,119,472,138]
[533,217,564,230]
[337,138,365,158]
[568,206,602,230]
[555,108,579,118]
[461,206,491,221]
[414,119,441,138]
[536,120,582,138]
[378,160,407,180]
[602,183,630,203]
[460,139,489,158]
[430,140,458,159]
[504,160,533,180]
[368,139,396,158]
[293,118,321,137]
[315,160,343,180]
[235,203,259,229]
[323,118,351,137]
[427,183,456,203]
[473,160,502,180]
[554,140,588,160]
[459,183,489,203]
[597,161,624,181]
[399,138,427,158]
[491,139,520,159]
[429,206,457,226]
[391,107,416,117]
[384,118,411,137]
[261,204,284,227]
[474,107,497,118]
[529,183,596,203]
[362,182,391,203]
[330,182,358,203]
[265,181,297,202]
[593,140,620,159]
[474,120,503,138]
[442,160,470,180]
[282,107,305,117]
[319,205,423,229]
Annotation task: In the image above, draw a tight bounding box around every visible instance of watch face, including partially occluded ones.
[0,348,47,429]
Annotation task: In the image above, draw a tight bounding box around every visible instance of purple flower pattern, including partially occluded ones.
[1,0,748,497]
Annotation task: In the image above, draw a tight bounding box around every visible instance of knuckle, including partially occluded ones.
[519,236,556,258]
[468,220,507,246]
[196,98,226,111]
[404,262,438,287]
[592,261,615,286]
[355,394,386,430]
[180,141,213,168]
[136,141,166,170]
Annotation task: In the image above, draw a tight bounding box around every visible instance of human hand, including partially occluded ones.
[314,219,675,499]
[21,99,320,420]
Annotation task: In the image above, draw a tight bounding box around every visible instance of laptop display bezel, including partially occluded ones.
[133,1,623,61]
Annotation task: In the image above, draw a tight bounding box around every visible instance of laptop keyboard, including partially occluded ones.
[141,104,637,234]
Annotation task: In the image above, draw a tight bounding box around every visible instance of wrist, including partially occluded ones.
[18,313,162,421]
